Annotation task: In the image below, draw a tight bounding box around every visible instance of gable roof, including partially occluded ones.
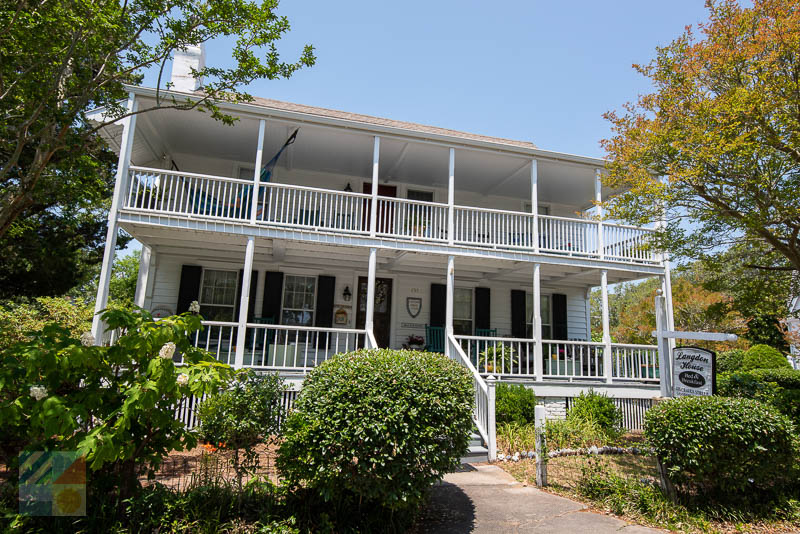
[245,95,537,150]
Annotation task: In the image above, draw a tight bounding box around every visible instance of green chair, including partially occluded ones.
[425,325,445,353]
[475,328,497,337]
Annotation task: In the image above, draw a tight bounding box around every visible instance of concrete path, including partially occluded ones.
[412,464,662,533]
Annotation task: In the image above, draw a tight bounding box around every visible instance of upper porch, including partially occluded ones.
[100,88,663,270]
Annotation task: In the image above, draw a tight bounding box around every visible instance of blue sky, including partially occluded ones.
[152,0,710,158]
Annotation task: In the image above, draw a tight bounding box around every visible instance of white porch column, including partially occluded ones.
[234,236,256,368]
[365,247,378,342]
[658,176,676,353]
[600,269,613,383]
[445,255,455,357]
[533,262,543,380]
[249,119,266,225]
[531,159,539,253]
[595,169,605,260]
[447,148,455,245]
[369,136,380,237]
[134,245,152,308]
[92,93,138,343]
[654,289,672,397]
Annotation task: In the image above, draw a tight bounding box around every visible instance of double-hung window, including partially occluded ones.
[526,294,552,339]
[282,275,316,326]
[453,287,473,335]
[199,269,239,321]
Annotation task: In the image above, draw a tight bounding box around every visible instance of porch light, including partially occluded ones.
[344,183,353,192]
[343,286,352,301]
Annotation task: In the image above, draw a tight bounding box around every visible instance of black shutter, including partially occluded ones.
[511,290,526,338]
[315,275,336,327]
[475,287,490,330]
[233,270,258,321]
[176,265,202,314]
[262,271,284,324]
[553,293,568,340]
[430,283,446,327]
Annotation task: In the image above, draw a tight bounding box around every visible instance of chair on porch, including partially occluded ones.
[425,325,445,354]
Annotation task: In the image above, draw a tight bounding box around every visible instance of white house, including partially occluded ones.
[89,48,676,457]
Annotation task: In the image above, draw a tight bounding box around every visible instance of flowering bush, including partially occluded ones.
[0,308,236,495]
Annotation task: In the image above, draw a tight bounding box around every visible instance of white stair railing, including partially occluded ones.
[447,333,495,460]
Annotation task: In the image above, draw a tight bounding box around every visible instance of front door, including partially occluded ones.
[362,184,397,234]
[356,276,393,348]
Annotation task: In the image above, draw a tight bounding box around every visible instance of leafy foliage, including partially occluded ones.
[602,0,800,271]
[718,367,800,426]
[741,344,791,371]
[479,345,518,374]
[716,349,745,373]
[0,308,235,495]
[0,296,92,351]
[277,349,473,517]
[0,0,315,237]
[644,396,798,498]
[568,390,622,435]
[198,371,285,490]
[545,417,611,450]
[495,383,537,425]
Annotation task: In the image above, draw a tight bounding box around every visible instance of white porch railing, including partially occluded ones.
[610,343,660,382]
[542,340,606,380]
[255,182,370,234]
[122,167,660,265]
[191,321,238,365]
[242,323,366,372]
[455,335,538,378]
[447,334,493,455]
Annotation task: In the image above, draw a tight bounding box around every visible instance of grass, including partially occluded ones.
[500,455,800,534]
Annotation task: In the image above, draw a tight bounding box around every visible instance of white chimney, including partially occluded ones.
[170,43,206,92]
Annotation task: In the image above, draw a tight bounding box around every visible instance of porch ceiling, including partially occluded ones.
[124,223,656,288]
[126,96,618,210]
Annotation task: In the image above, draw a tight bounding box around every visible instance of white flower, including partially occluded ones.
[189,300,201,314]
[159,342,176,359]
[80,332,95,347]
[177,373,189,386]
[29,385,48,401]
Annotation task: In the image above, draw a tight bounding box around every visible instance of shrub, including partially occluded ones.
[198,371,285,490]
[741,344,791,371]
[717,349,745,373]
[495,383,537,425]
[718,367,800,425]
[644,396,798,498]
[568,390,622,435]
[277,349,473,518]
[0,296,92,350]
[545,417,609,450]
[0,308,235,496]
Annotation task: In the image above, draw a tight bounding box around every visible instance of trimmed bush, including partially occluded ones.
[568,390,622,434]
[276,349,473,517]
[644,396,797,497]
[717,349,745,373]
[741,344,791,371]
[718,367,800,425]
[496,383,537,425]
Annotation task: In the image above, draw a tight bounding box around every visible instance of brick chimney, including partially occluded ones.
[170,44,205,92]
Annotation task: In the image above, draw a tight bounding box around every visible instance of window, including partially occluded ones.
[524,202,550,215]
[238,167,255,180]
[454,287,473,335]
[200,269,239,321]
[408,189,434,202]
[282,275,316,326]
[526,294,551,339]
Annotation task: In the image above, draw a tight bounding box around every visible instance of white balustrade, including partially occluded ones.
[453,206,535,249]
[375,197,448,242]
[602,223,658,263]
[542,340,606,379]
[538,215,598,257]
[447,334,491,446]
[610,344,660,381]
[455,335,538,377]
[191,321,238,365]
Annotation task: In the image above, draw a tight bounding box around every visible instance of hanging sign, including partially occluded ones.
[672,346,716,397]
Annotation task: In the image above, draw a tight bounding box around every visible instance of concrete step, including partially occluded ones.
[462,432,488,464]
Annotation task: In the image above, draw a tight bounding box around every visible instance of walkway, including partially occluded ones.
[413,464,662,533]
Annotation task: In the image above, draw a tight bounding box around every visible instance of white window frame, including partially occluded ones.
[453,287,473,336]
[281,274,317,326]
[199,268,239,322]
[523,202,550,215]
[406,187,436,203]
[526,293,552,340]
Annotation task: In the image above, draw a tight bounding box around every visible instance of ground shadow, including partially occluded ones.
[411,480,477,533]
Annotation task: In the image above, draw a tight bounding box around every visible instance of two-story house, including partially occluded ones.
[89,46,675,458]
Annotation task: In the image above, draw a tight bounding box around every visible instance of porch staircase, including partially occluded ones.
[462,431,489,464]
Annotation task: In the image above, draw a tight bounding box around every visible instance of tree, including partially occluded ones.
[602,0,800,272]
[0,0,315,237]
[70,249,141,309]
